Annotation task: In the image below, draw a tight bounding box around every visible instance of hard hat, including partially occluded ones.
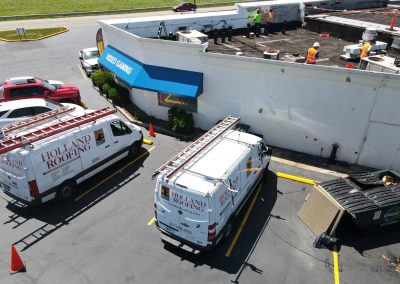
[313,42,320,47]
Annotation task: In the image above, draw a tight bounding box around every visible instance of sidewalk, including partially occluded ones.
[116,100,374,177]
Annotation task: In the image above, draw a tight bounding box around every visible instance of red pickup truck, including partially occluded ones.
[0,76,81,105]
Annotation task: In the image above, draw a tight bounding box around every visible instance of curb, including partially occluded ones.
[117,105,201,141]
[0,27,69,42]
[96,91,199,141]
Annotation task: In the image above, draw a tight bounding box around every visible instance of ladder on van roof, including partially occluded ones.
[152,115,240,180]
[0,105,76,137]
[0,107,116,155]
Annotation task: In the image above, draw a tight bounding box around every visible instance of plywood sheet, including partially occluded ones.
[298,186,345,236]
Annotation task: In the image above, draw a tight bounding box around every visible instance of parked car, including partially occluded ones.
[0,76,81,105]
[79,47,100,76]
[172,2,197,12]
[0,98,85,127]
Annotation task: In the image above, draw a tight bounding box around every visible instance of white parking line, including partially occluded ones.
[77,64,88,80]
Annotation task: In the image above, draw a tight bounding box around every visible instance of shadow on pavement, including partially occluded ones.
[336,214,400,255]
[162,171,278,279]
[4,147,150,252]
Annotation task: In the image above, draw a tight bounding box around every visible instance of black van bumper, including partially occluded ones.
[156,220,222,252]
[2,189,41,206]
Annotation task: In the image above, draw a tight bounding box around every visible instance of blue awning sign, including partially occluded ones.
[105,53,133,75]
[99,46,203,98]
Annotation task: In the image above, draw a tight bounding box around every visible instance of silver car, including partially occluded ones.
[79,47,100,76]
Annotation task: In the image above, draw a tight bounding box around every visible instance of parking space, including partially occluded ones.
[0,16,399,284]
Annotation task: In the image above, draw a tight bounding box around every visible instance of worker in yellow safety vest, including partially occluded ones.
[306,42,320,64]
[265,8,274,36]
[267,8,274,23]
[253,10,262,37]
[360,41,372,58]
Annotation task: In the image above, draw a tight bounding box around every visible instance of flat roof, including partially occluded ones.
[205,7,399,68]
[324,8,400,29]
[206,28,355,68]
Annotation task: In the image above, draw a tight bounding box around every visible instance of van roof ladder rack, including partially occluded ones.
[0,105,76,137]
[152,115,240,180]
[0,107,116,155]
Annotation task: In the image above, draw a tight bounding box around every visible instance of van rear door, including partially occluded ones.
[0,153,31,203]
[178,187,210,247]
[156,181,182,239]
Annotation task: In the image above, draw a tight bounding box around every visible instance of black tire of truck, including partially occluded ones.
[56,181,76,202]
[262,163,269,181]
[128,141,141,158]
[223,218,234,241]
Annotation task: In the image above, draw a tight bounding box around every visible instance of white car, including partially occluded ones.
[0,98,85,127]
[79,47,100,76]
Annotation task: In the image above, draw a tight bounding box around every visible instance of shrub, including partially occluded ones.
[169,107,194,134]
[91,71,102,87]
[108,88,118,104]
[101,83,112,98]
[91,71,114,89]
[115,85,129,105]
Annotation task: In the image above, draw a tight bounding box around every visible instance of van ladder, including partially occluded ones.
[152,115,240,179]
[0,107,116,155]
[0,105,76,137]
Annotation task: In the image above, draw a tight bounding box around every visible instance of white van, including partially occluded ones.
[153,116,271,250]
[0,107,143,205]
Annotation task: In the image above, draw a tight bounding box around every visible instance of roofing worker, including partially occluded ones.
[266,8,274,36]
[253,9,262,37]
[306,42,320,64]
[360,40,372,59]
[358,40,373,69]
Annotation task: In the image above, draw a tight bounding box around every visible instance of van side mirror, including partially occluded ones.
[262,147,272,157]
[227,187,238,193]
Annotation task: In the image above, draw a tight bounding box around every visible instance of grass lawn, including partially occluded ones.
[0,27,67,40]
[0,0,228,16]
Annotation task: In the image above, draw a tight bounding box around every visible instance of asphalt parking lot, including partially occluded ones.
[0,15,399,284]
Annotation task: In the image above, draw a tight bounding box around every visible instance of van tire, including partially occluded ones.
[223,219,234,240]
[262,165,269,181]
[128,141,141,158]
[57,181,76,202]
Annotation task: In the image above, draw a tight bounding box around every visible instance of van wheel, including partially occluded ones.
[128,141,141,158]
[57,181,76,202]
[262,165,269,181]
[224,219,233,240]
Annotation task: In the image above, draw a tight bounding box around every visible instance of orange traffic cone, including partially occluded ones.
[388,10,398,31]
[148,122,156,137]
[10,245,26,274]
